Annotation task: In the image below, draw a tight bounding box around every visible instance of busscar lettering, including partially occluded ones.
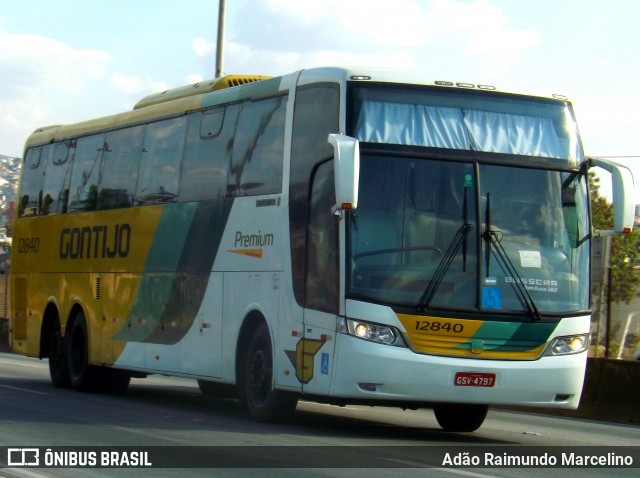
[505,277,559,293]
[59,224,131,259]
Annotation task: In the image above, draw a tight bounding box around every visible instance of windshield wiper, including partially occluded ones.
[419,187,472,311]
[482,193,542,321]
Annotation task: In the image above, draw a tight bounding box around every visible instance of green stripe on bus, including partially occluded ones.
[144,203,198,272]
[453,320,557,352]
[145,199,234,344]
[114,199,235,344]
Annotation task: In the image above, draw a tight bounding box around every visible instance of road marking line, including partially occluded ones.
[2,467,53,478]
[0,385,52,396]
[0,359,44,369]
[384,459,499,477]
[433,468,500,478]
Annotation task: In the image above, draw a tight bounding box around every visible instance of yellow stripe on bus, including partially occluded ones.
[396,313,548,359]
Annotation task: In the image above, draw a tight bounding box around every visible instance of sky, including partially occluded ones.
[1,0,639,199]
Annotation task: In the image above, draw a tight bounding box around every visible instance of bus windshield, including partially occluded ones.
[351,84,583,165]
[347,154,590,316]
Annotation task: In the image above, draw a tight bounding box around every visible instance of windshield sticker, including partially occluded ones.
[519,250,541,268]
[463,172,474,188]
[482,287,502,309]
[484,277,497,286]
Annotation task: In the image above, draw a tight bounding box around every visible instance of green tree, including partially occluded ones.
[590,173,640,304]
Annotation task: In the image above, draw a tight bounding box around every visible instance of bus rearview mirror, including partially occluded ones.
[328,134,360,214]
[589,157,636,236]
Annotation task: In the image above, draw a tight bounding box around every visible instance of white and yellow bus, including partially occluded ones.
[10,68,635,432]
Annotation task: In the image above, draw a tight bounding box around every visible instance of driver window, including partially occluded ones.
[305,161,338,313]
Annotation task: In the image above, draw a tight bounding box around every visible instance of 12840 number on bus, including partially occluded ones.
[414,320,464,333]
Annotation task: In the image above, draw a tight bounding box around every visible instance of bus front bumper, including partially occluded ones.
[330,333,586,409]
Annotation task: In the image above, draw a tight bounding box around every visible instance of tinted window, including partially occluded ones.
[227,96,286,197]
[136,117,187,204]
[306,161,338,312]
[18,146,48,217]
[350,84,583,165]
[41,142,72,215]
[180,105,238,202]
[200,108,224,139]
[68,134,104,212]
[98,126,143,210]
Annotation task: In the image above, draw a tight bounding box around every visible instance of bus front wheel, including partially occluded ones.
[433,404,488,432]
[239,322,298,422]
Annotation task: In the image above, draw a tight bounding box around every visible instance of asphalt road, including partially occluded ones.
[0,351,638,478]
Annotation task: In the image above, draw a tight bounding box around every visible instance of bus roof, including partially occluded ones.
[24,67,571,150]
[296,66,570,101]
[25,74,280,149]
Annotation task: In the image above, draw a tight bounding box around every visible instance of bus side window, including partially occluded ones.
[41,142,73,215]
[98,126,144,210]
[18,146,48,217]
[227,95,287,197]
[68,134,104,212]
[135,117,187,205]
[180,105,237,202]
[200,107,224,139]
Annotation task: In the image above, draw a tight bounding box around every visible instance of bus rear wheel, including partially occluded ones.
[48,317,70,388]
[433,404,488,432]
[239,322,298,422]
[67,311,99,392]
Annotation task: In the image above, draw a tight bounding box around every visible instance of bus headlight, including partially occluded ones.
[544,335,589,356]
[338,318,407,347]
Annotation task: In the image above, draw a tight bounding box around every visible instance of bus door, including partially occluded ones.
[300,160,339,394]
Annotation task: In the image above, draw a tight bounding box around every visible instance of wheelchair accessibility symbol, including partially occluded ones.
[482,287,502,309]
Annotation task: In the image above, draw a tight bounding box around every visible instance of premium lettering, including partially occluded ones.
[59,224,131,259]
[234,230,274,248]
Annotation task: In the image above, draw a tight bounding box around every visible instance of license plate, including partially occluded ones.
[454,372,496,387]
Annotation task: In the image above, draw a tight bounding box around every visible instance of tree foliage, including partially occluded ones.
[590,173,640,303]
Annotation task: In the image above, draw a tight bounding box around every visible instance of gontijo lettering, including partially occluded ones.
[59,224,131,259]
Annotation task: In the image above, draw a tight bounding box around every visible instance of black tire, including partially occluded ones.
[239,322,298,422]
[48,317,71,388]
[67,311,99,392]
[433,404,488,432]
[198,379,237,399]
